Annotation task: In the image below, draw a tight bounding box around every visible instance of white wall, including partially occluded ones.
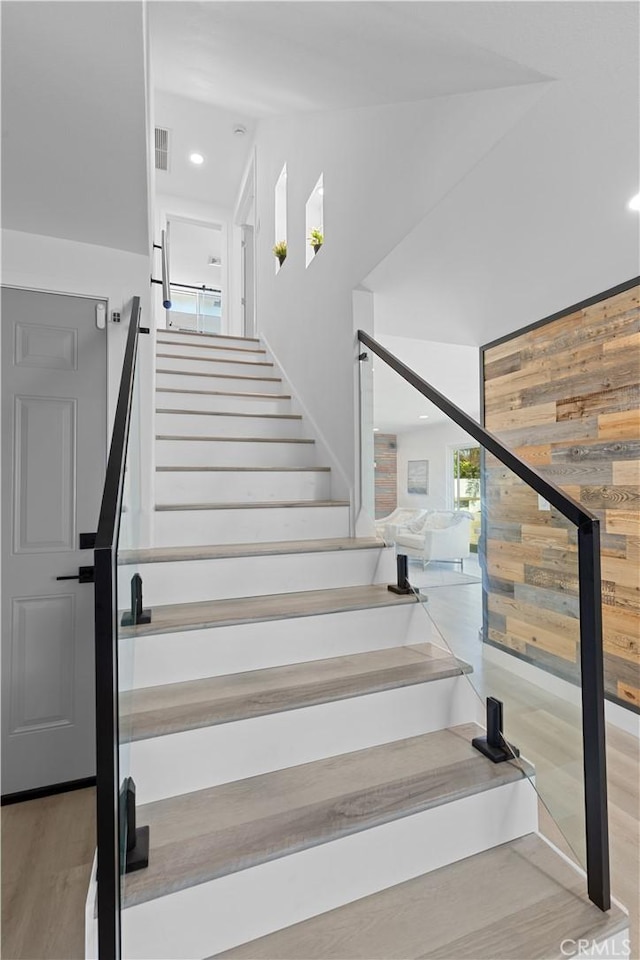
[168,220,223,289]
[252,83,544,495]
[396,422,476,513]
[1,1,149,256]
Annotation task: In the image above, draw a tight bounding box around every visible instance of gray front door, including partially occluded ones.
[1,287,107,795]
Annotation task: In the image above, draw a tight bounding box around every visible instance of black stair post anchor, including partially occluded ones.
[472,697,520,763]
[121,573,151,627]
[122,777,149,873]
[388,551,414,596]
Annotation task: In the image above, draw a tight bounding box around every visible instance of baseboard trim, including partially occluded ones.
[1,775,96,806]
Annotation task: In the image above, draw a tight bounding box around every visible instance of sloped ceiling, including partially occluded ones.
[364,1,640,345]
[150,1,548,117]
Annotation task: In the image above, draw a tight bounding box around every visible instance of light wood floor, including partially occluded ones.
[2,787,95,960]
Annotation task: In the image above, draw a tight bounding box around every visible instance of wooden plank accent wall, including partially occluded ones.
[374,433,397,520]
[482,280,640,712]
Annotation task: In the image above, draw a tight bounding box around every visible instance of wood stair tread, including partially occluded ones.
[121,724,529,909]
[156,466,330,472]
[157,339,266,355]
[119,536,387,565]
[155,499,349,511]
[156,369,281,382]
[156,408,302,420]
[163,330,260,343]
[120,643,471,741]
[119,583,415,637]
[156,388,291,399]
[155,435,314,443]
[213,833,627,959]
[156,353,274,367]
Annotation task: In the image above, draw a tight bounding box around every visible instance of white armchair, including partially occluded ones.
[375,508,428,544]
[395,511,472,567]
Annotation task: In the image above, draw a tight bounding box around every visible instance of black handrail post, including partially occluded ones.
[578,519,610,911]
[94,545,120,959]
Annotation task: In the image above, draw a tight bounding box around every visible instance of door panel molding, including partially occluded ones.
[13,395,77,553]
[10,593,75,734]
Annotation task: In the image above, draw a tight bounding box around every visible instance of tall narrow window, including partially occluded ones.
[305,174,324,267]
[274,164,287,274]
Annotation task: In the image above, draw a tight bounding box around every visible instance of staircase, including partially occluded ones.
[116,328,627,959]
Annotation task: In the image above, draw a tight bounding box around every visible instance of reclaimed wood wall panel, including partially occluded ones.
[482,280,640,712]
[374,433,397,520]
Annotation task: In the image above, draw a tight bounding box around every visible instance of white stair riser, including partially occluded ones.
[122,780,537,959]
[156,391,292,415]
[119,545,395,610]
[157,355,276,377]
[156,412,302,439]
[156,371,283,394]
[153,504,350,546]
[156,438,318,468]
[129,677,481,804]
[121,600,430,689]
[156,340,267,362]
[161,331,259,349]
[155,469,331,504]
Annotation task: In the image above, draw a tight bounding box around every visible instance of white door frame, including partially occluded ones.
[234,148,257,338]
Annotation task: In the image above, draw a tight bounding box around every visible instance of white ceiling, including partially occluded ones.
[1,1,149,254]
[372,336,480,433]
[149,1,547,118]
[154,92,255,207]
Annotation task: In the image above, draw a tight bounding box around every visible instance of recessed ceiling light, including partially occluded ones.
[628,193,640,211]
[189,152,204,165]
[418,415,429,420]
[373,427,380,432]
[234,125,247,136]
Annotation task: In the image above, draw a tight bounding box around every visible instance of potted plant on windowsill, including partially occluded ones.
[273,240,287,266]
[309,228,324,254]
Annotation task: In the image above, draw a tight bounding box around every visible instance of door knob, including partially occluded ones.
[56,566,95,583]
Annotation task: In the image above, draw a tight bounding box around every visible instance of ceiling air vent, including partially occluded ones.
[155,127,169,171]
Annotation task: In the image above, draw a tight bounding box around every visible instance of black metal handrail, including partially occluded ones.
[161,228,171,309]
[358,329,610,911]
[94,296,142,959]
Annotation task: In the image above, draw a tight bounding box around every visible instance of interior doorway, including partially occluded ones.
[165,217,225,334]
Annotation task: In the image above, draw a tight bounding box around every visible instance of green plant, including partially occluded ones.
[309,228,324,251]
[273,240,287,263]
